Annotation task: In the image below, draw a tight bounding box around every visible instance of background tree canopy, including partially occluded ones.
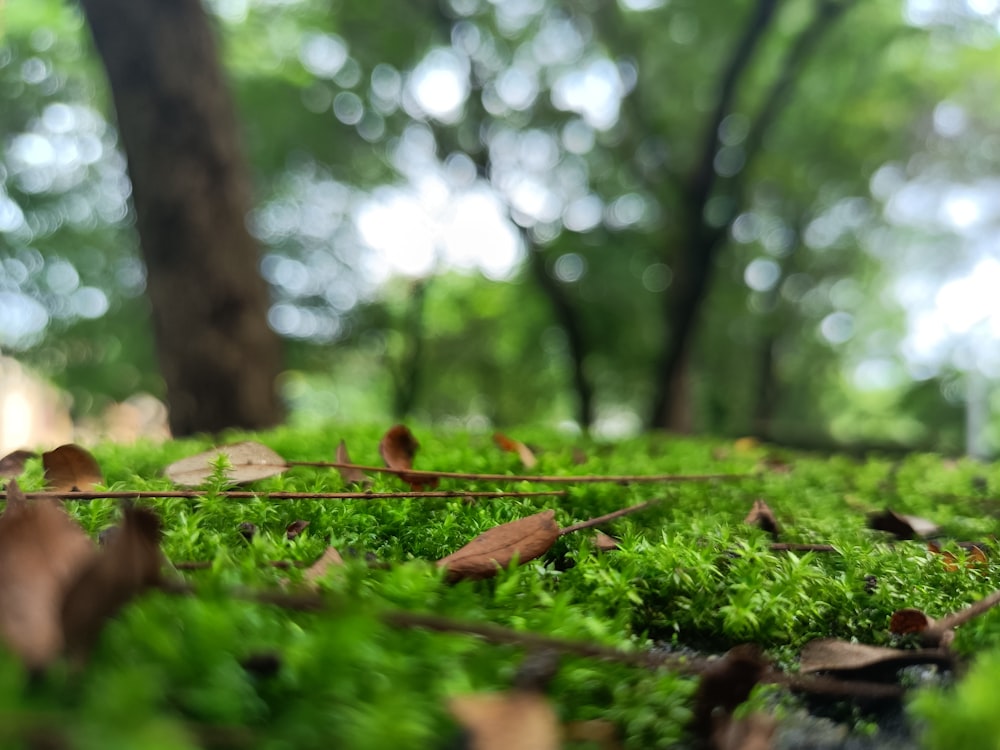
[2,0,1000,452]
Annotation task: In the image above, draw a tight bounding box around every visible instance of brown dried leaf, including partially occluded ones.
[563,720,620,749]
[711,714,776,750]
[61,506,164,663]
[378,424,437,490]
[286,520,310,540]
[437,510,560,582]
[927,541,989,572]
[448,691,560,750]
[379,424,419,470]
[43,444,103,492]
[800,637,951,677]
[593,531,620,552]
[0,480,97,668]
[493,432,538,469]
[164,441,288,487]
[0,449,36,479]
[302,547,345,588]
[690,645,767,743]
[336,440,370,486]
[744,499,781,538]
[889,608,934,636]
[868,509,940,540]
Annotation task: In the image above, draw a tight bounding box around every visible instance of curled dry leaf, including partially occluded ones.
[0,449,36,479]
[493,432,538,469]
[868,509,940,540]
[164,441,288,487]
[302,547,345,588]
[0,480,97,668]
[43,444,103,492]
[593,531,620,552]
[335,440,370,486]
[448,690,560,750]
[889,608,934,636]
[744,499,780,538]
[437,510,560,582]
[799,637,952,678]
[61,506,164,663]
[378,424,437,490]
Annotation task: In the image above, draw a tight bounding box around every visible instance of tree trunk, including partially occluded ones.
[79,0,284,436]
[526,244,595,430]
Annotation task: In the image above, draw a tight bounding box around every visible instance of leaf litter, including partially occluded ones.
[164,440,288,486]
[2,428,996,746]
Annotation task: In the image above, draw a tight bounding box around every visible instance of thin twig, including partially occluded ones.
[2,489,565,502]
[290,461,758,485]
[559,500,659,536]
[934,588,1000,634]
[769,543,838,552]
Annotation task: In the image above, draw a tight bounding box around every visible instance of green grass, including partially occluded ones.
[6,425,1000,748]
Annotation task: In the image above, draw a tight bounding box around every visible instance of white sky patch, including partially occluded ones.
[942,193,981,230]
[551,58,624,130]
[408,48,470,123]
[357,182,522,283]
[902,258,1000,372]
[935,257,1000,334]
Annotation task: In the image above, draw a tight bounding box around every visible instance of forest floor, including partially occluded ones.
[0,424,997,748]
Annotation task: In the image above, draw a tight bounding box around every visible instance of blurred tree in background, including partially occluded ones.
[2,0,1000,451]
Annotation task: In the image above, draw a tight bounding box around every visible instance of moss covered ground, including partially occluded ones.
[4,424,1000,748]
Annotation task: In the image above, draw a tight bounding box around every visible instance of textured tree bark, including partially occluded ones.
[79,0,284,435]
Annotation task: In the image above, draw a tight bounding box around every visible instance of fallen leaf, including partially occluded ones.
[563,720,620,749]
[335,440,370,486]
[378,424,437,490]
[448,690,560,750]
[437,510,560,582]
[493,432,538,469]
[689,645,767,744]
[927,541,988,572]
[164,441,288,487]
[799,637,951,678]
[61,506,164,663]
[744,499,781,538]
[302,547,345,588]
[0,480,97,668]
[868,509,940,540]
[888,608,934,636]
[286,520,310,540]
[0,449,36,479]
[43,444,103,492]
[593,531,620,552]
[734,437,760,453]
[379,424,419,470]
[712,714,776,750]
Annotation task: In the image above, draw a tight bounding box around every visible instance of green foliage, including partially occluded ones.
[4,427,1000,745]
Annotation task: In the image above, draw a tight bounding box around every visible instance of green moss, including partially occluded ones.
[5,427,1000,747]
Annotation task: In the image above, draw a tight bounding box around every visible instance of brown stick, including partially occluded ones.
[927,591,1000,632]
[151,582,908,699]
[2,489,565,502]
[290,461,758,485]
[559,500,659,536]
